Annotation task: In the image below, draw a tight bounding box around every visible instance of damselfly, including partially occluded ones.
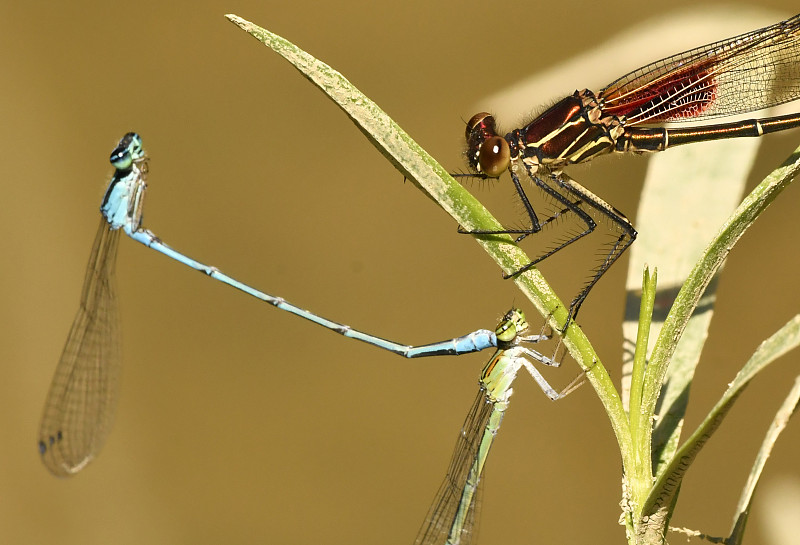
[414,309,582,545]
[459,13,800,330]
[39,133,560,477]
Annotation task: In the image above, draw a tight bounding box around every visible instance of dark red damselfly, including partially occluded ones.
[459,13,800,331]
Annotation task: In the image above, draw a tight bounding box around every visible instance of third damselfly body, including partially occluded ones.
[458,13,800,330]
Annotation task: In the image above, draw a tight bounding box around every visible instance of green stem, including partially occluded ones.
[225,9,631,498]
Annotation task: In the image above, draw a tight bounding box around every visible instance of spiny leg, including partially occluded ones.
[503,170,598,282]
[455,169,544,236]
[553,172,637,331]
[501,168,634,333]
[455,162,633,334]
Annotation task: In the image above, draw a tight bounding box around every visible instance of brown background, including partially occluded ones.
[1,1,799,543]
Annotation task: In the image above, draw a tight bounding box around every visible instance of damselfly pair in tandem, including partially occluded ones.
[39,135,573,545]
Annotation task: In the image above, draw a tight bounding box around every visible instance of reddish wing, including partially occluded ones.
[600,14,800,124]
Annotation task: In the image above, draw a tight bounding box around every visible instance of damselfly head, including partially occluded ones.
[465,112,510,178]
[109,132,144,171]
[495,308,528,343]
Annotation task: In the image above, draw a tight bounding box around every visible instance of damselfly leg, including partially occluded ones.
[415,309,582,545]
[457,13,800,331]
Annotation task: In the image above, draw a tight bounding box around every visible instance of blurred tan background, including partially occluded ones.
[2,0,799,543]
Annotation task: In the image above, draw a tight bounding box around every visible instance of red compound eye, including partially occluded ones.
[478,136,510,177]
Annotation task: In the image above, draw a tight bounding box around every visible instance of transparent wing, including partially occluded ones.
[601,14,800,123]
[38,221,122,476]
[415,388,501,545]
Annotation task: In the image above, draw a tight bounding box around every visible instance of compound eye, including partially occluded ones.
[466,112,494,140]
[110,147,132,170]
[495,317,518,343]
[478,136,510,177]
[110,132,143,170]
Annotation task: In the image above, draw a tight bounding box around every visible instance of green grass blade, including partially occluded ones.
[639,315,800,541]
[727,375,800,545]
[629,143,800,542]
[622,138,759,475]
[628,267,657,467]
[224,14,630,448]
